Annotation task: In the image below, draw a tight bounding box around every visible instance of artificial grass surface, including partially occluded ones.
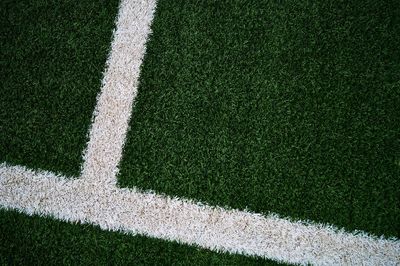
[119,0,400,238]
[1,0,399,263]
[0,0,119,176]
[0,209,283,265]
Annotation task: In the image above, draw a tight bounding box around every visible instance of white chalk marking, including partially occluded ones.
[1,0,399,265]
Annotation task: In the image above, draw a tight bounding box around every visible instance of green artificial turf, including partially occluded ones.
[0,0,119,176]
[119,0,400,238]
[0,209,283,265]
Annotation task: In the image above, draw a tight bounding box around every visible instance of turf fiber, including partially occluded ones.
[118,0,400,238]
[0,0,120,176]
[1,0,400,264]
[0,209,282,265]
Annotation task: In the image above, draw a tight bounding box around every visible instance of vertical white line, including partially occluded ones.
[1,0,400,265]
[81,0,157,186]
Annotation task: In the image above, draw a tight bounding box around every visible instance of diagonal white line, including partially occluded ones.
[81,0,157,186]
[1,164,399,265]
[1,0,399,265]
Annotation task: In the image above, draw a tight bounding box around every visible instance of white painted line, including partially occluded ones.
[1,164,399,265]
[1,0,399,265]
[81,0,157,186]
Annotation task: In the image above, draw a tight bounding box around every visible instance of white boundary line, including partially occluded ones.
[0,0,399,265]
[2,164,399,265]
[81,0,156,186]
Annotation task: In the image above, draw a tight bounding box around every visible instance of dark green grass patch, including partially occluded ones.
[0,0,119,176]
[0,209,282,265]
[119,0,400,238]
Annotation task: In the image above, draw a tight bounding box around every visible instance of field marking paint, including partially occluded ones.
[81,0,156,186]
[2,164,400,265]
[1,0,399,265]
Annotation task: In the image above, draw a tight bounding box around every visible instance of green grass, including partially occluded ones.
[1,0,399,264]
[0,209,282,265]
[119,0,400,238]
[0,0,119,176]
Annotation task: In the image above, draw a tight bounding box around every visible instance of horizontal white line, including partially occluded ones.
[1,0,399,265]
[1,164,399,265]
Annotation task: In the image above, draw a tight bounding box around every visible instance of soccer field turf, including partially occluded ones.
[1,0,399,265]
